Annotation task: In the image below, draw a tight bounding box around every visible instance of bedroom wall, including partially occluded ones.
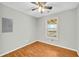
[0,4,1,34]
[0,4,37,55]
[77,5,79,51]
[37,9,77,50]
[0,4,3,55]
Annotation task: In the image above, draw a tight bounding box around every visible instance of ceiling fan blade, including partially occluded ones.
[31,2,38,5]
[32,8,38,11]
[31,2,47,6]
[44,6,52,9]
[42,2,47,5]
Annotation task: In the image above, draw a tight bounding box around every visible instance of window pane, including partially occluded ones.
[48,24,57,29]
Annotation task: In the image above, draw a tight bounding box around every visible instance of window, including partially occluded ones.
[47,18,58,39]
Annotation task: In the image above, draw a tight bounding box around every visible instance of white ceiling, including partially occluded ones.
[1,2,79,18]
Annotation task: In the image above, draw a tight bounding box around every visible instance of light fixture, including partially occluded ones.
[38,6,42,12]
[31,2,53,13]
[38,4,45,13]
[38,7,45,13]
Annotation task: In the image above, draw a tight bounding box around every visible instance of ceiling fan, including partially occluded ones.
[31,2,53,13]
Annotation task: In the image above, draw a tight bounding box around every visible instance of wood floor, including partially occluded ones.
[3,41,78,57]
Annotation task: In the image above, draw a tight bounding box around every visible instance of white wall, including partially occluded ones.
[0,4,37,55]
[38,9,77,50]
[77,5,79,51]
[0,4,2,33]
[0,4,3,55]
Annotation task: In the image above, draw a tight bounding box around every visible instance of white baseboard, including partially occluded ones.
[38,40,79,56]
[0,40,37,56]
[0,40,78,56]
[37,40,78,51]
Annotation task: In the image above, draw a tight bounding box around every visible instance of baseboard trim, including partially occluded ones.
[38,40,79,56]
[0,40,79,56]
[0,40,37,56]
[37,40,78,51]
